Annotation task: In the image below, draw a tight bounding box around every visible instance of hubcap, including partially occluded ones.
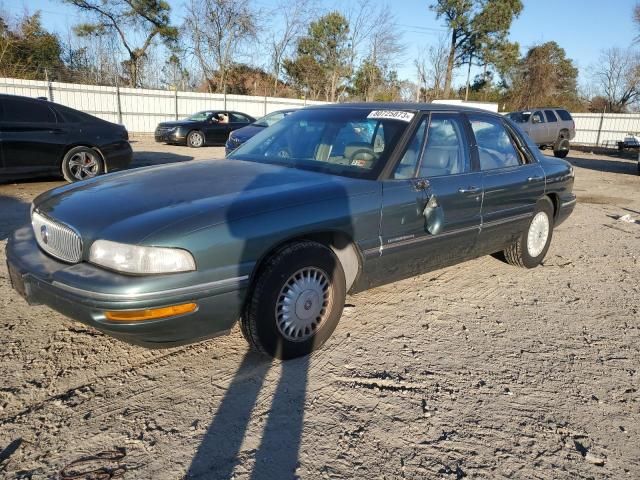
[275,267,333,342]
[527,211,550,257]
[190,133,203,146]
[68,151,99,180]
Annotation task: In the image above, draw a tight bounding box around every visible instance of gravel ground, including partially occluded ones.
[0,142,639,479]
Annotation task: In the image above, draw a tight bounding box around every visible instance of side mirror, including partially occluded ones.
[532,116,541,124]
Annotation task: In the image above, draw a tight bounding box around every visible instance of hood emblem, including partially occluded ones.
[40,225,49,245]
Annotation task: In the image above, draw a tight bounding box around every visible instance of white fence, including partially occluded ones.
[0,77,327,134]
[1,77,640,145]
[572,113,640,147]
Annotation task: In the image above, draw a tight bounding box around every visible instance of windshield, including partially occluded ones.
[228,108,415,179]
[254,110,293,127]
[507,112,531,123]
[186,111,211,121]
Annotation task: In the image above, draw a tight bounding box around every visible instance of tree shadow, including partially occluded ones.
[187,166,352,479]
[0,194,31,241]
[566,154,638,176]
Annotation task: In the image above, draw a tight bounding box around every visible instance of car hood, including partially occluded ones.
[33,160,378,246]
[229,124,264,141]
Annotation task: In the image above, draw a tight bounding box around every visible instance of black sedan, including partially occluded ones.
[225,108,297,155]
[7,103,576,359]
[0,94,132,183]
[155,110,256,148]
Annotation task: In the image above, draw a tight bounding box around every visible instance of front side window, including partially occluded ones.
[544,110,558,122]
[418,115,468,177]
[3,98,56,123]
[470,116,523,170]
[532,111,545,124]
[229,108,413,179]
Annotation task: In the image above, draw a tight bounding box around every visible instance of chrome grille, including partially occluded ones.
[32,210,82,263]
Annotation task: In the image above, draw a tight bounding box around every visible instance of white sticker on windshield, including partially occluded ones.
[367,110,415,122]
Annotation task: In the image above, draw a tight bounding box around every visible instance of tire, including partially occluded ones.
[187,130,205,148]
[553,135,570,158]
[241,241,346,360]
[61,146,104,182]
[503,198,554,269]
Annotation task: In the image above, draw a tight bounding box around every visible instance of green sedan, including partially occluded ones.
[6,103,576,359]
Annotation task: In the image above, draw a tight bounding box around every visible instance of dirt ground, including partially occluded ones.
[1,141,639,479]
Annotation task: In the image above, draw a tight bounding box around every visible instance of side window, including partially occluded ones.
[231,113,250,123]
[3,98,56,123]
[556,109,572,121]
[544,110,558,122]
[532,111,545,124]
[470,116,523,170]
[418,115,468,177]
[393,117,427,179]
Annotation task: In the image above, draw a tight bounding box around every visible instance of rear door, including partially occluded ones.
[228,112,253,136]
[0,97,68,174]
[468,114,546,255]
[543,109,559,143]
[373,113,482,284]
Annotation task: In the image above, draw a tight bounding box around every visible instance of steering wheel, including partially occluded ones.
[349,148,376,168]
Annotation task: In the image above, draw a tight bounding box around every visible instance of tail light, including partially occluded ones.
[121,127,129,141]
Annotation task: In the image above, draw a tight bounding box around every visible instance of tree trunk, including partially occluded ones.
[443,30,457,99]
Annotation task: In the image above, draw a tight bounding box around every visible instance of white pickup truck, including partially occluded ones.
[506,108,576,158]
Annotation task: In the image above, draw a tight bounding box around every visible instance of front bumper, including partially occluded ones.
[6,226,248,348]
[155,130,186,144]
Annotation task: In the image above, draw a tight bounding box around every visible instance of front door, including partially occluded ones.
[0,96,68,175]
[369,113,482,287]
[528,110,547,144]
[467,113,546,255]
[203,112,230,144]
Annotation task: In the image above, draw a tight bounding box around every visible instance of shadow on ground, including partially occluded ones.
[567,154,639,176]
[130,151,199,168]
[0,195,31,241]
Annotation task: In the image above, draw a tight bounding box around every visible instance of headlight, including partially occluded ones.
[89,240,196,274]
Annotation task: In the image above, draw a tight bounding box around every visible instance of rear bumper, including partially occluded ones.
[103,141,133,172]
[555,194,576,226]
[6,227,247,348]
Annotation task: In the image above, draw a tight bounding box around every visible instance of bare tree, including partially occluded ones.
[184,0,257,93]
[415,36,449,101]
[268,0,315,95]
[592,47,640,113]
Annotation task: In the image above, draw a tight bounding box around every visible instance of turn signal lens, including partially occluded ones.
[104,302,197,322]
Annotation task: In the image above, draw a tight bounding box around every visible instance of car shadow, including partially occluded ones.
[0,194,31,241]
[565,154,639,176]
[187,169,352,479]
[130,151,197,168]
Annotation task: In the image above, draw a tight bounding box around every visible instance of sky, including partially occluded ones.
[5,0,639,87]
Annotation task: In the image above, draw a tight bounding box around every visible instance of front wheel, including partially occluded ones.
[241,241,346,359]
[503,198,554,268]
[61,146,104,182]
[187,130,205,148]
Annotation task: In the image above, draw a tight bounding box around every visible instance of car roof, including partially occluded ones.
[512,107,570,112]
[306,101,500,116]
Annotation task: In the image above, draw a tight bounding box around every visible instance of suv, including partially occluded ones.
[506,108,575,158]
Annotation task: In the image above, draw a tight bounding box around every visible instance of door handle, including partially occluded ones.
[527,176,543,182]
[458,185,480,194]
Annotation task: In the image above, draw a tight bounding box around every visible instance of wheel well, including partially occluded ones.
[546,193,560,220]
[248,231,362,295]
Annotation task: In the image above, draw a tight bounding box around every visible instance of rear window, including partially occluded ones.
[54,104,94,123]
[556,109,573,121]
[2,97,56,123]
[544,110,558,122]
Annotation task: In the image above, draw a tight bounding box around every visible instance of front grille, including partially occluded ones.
[32,210,82,263]
[155,127,174,134]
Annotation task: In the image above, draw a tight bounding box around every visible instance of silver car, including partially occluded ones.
[507,108,575,158]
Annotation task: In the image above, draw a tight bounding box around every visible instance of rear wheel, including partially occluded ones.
[503,198,554,268]
[61,146,104,182]
[187,130,205,148]
[553,134,570,158]
[241,241,346,359]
